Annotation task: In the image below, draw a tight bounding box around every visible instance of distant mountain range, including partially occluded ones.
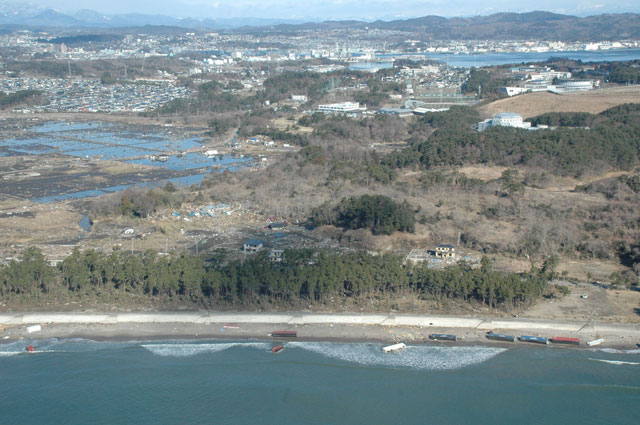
[0,7,307,30]
[0,7,639,41]
[265,12,640,41]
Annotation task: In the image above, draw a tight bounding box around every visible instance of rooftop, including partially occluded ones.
[494,112,522,119]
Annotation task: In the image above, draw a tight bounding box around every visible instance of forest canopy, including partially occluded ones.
[0,247,549,311]
[383,104,640,177]
[309,195,416,235]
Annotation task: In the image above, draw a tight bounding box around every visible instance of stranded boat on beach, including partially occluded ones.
[550,337,580,345]
[382,343,406,353]
[429,334,457,341]
[486,332,515,342]
[518,335,548,345]
[587,338,604,346]
[270,331,297,338]
[271,345,284,353]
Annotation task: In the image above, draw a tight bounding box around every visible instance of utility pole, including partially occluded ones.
[68,61,71,78]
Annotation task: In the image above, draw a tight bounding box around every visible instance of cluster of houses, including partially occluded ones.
[405,244,458,266]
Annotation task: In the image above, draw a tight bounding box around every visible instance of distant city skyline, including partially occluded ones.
[2,0,640,21]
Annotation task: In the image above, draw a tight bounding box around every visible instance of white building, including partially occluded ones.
[317,102,366,114]
[500,87,528,97]
[478,113,532,132]
[551,80,598,92]
[291,94,308,103]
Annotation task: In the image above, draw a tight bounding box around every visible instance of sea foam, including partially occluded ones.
[287,342,507,370]
[592,348,640,355]
[588,358,640,366]
[141,342,272,357]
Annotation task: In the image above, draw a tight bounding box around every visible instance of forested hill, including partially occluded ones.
[383,104,640,177]
[257,12,640,41]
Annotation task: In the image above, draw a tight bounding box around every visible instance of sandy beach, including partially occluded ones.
[1,312,639,349]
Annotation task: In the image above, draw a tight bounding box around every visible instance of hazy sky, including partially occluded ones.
[7,0,640,20]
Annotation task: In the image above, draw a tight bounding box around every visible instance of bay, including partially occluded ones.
[378,48,640,67]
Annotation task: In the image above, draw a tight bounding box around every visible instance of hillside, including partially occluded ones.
[264,12,640,41]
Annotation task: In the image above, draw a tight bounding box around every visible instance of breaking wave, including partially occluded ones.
[0,338,138,356]
[287,342,507,370]
[588,358,640,366]
[0,339,69,356]
[141,342,272,357]
[592,348,640,355]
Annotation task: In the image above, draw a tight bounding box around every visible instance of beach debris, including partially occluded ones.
[123,228,134,235]
[581,294,589,299]
[223,324,239,329]
[26,325,41,333]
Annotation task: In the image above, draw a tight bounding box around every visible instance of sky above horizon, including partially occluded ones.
[4,0,640,20]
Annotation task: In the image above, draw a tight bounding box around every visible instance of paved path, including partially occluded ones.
[2,312,639,335]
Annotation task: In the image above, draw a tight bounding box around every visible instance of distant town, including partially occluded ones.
[1,28,635,114]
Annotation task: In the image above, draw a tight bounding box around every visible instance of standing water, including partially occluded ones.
[78,215,92,232]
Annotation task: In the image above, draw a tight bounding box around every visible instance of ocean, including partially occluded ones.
[1,338,639,424]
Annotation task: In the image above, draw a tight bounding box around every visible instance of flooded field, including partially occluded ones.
[0,118,330,266]
[0,121,254,203]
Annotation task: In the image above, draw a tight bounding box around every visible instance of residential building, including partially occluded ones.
[435,244,456,259]
[243,239,264,252]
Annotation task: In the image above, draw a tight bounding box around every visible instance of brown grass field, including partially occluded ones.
[478,85,640,119]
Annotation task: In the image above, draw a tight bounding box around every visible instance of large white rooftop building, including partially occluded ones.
[477,112,532,131]
[317,102,366,114]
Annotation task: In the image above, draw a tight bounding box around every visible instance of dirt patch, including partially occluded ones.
[557,259,625,283]
[457,165,506,181]
[478,86,640,119]
[272,116,313,134]
[522,281,640,323]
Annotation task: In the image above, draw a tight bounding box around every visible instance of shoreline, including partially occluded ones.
[2,312,639,350]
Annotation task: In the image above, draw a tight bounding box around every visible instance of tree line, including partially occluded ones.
[0,90,42,108]
[0,247,549,311]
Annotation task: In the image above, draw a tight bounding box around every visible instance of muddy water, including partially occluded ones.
[0,121,254,203]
